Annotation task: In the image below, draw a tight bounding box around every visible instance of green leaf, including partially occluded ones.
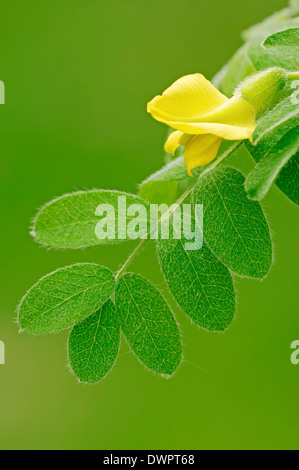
[214,9,299,99]
[275,152,299,204]
[18,263,115,334]
[263,28,299,57]
[252,95,299,146]
[140,141,241,206]
[115,273,181,376]
[140,180,178,205]
[157,236,235,332]
[246,96,299,204]
[246,126,299,201]
[139,157,187,204]
[32,190,150,248]
[141,157,189,185]
[68,300,120,383]
[213,44,256,97]
[241,8,292,41]
[193,167,272,279]
[139,154,204,205]
[289,0,299,16]
[248,18,299,71]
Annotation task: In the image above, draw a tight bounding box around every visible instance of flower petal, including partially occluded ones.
[165,131,192,155]
[184,134,222,176]
[168,122,254,140]
[159,95,257,141]
[147,73,228,124]
[202,94,257,129]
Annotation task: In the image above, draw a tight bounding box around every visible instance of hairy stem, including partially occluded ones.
[288,71,299,79]
[115,140,241,279]
[115,238,149,280]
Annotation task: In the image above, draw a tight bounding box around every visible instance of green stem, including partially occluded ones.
[287,71,299,79]
[115,237,148,280]
[115,140,241,279]
[115,182,196,281]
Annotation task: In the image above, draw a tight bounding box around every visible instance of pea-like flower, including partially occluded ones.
[147,73,259,176]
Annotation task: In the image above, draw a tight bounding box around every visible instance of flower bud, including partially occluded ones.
[238,68,288,117]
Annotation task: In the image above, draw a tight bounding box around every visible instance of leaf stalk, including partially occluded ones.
[115,141,241,280]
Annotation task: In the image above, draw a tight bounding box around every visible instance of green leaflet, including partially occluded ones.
[263,27,299,57]
[139,141,241,205]
[213,44,256,97]
[215,8,299,99]
[141,157,188,184]
[290,0,299,15]
[241,8,292,41]
[18,264,115,334]
[246,126,299,201]
[193,167,272,279]
[139,155,203,205]
[157,237,235,332]
[115,273,181,376]
[33,190,150,248]
[68,300,120,383]
[139,157,187,204]
[275,152,299,204]
[247,18,299,71]
[252,95,299,145]
[246,96,299,204]
[139,181,178,205]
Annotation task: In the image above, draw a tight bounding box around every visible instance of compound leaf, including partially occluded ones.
[18,263,115,334]
[157,237,235,332]
[193,167,272,278]
[246,126,299,201]
[33,190,149,248]
[68,300,120,383]
[115,273,181,376]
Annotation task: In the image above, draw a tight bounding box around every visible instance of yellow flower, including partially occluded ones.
[147,73,257,176]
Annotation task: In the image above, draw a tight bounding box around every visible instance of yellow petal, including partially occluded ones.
[202,94,257,130]
[184,134,222,176]
[167,122,254,140]
[147,73,228,124]
[164,131,192,155]
[159,95,257,141]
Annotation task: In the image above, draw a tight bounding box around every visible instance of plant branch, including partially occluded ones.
[288,71,299,79]
[115,140,241,279]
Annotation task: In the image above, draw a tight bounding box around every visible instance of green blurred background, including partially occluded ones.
[1,0,298,450]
